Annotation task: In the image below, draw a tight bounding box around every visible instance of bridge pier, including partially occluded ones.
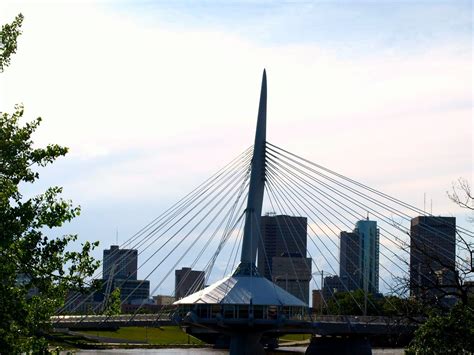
[229,332,264,355]
[305,335,372,355]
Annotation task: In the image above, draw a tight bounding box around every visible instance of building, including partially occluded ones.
[312,289,324,313]
[340,231,362,291]
[153,295,176,306]
[109,279,150,304]
[271,256,312,304]
[102,245,149,305]
[410,216,456,299]
[257,214,312,304]
[175,267,205,300]
[103,245,137,280]
[322,275,345,301]
[339,219,379,294]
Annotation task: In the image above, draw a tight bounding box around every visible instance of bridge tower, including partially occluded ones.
[174,70,308,354]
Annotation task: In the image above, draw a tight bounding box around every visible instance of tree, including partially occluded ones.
[325,289,380,316]
[448,177,474,219]
[0,15,100,353]
[0,13,23,72]
[104,287,122,316]
[406,303,474,355]
[404,179,474,353]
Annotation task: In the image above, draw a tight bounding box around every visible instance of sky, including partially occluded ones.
[0,0,472,296]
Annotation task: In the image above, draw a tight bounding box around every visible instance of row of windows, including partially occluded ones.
[178,304,308,321]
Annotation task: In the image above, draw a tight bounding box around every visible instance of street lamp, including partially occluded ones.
[349,267,369,316]
[312,271,332,315]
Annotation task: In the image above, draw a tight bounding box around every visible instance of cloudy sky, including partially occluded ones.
[0,1,472,295]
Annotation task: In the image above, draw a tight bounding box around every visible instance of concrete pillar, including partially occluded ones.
[229,332,264,355]
[305,335,372,355]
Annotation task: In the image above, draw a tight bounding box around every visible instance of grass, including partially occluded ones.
[279,333,312,342]
[45,332,99,351]
[79,326,204,345]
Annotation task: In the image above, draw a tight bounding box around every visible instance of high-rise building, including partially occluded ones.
[340,231,362,292]
[257,214,312,304]
[339,219,379,294]
[103,245,137,280]
[102,245,149,304]
[410,216,456,299]
[175,267,205,300]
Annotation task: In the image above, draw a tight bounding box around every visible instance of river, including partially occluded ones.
[72,348,404,354]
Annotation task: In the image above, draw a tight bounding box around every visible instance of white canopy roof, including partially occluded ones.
[174,275,307,307]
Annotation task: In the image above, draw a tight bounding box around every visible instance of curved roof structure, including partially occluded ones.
[173,275,307,307]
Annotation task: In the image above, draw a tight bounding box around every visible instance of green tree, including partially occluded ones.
[104,287,122,316]
[0,13,23,72]
[0,15,100,353]
[404,179,474,354]
[406,303,474,355]
[325,289,380,316]
[378,295,425,318]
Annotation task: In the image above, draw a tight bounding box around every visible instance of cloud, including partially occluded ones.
[1,1,471,295]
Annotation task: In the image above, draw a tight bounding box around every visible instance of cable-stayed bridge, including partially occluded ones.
[52,70,473,355]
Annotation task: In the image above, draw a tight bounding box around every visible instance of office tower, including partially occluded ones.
[340,231,362,291]
[410,216,456,299]
[103,245,137,280]
[339,219,379,294]
[175,267,205,300]
[257,214,312,304]
[102,245,149,304]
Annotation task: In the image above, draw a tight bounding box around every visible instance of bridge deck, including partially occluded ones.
[52,314,418,335]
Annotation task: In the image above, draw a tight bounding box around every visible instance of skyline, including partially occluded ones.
[0,1,472,295]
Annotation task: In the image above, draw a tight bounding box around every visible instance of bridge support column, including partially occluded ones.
[305,335,372,355]
[229,332,264,355]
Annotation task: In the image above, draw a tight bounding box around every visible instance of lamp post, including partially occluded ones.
[312,271,331,315]
[351,267,368,316]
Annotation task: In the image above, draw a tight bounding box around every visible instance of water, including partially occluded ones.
[72,348,404,354]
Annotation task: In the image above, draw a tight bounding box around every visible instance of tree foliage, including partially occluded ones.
[405,179,474,354]
[0,13,23,72]
[406,303,474,355]
[104,287,122,316]
[324,289,386,316]
[0,15,100,353]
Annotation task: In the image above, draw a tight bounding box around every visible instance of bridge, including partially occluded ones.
[52,70,473,354]
[52,314,417,336]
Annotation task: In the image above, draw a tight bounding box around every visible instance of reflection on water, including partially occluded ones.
[71,350,227,355]
[71,347,404,354]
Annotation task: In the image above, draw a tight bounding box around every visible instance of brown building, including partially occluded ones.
[257,214,312,304]
[153,295,176,306]
[312,289,324,313]
[410,216,456,299]
[272,256,311,304]
[175,267,205,300]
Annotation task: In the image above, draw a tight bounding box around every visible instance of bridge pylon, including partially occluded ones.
[174,70,310,354]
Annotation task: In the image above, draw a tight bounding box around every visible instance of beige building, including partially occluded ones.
[153,295,176,306]
[272,256,311,304]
